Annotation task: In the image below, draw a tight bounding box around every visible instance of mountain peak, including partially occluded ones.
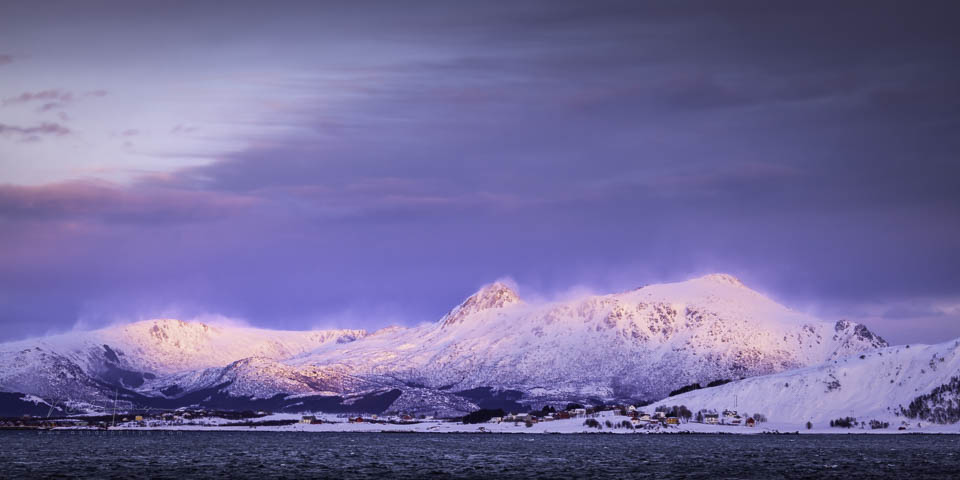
[440,282,521,327]
[697,273,745,287]
[115,319,215,342]
[835,319,889,348]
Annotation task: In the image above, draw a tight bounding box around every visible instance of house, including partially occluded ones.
[571,408,587,417]
[300,415,317,424]
[554,411,571,420]
[704,413,719,425]
[504,413,528,423]
[745,417,756,427]
[630,417,643,426]
[638,413,651,421]
[652,411,666,420]
[729,415,742,426]
[722,410,738,424]
[45,419,87,428]
[488,417,502,424]
[349,417,364,423]
[665,417,680,425]
[627,405,637,413]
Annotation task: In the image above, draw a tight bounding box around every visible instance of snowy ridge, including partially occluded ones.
[0,319,368,408]
[0,274,891,414]
[650,337,960,427]
[2,319,367,375]
[440,282,522,327]
[291,274,886,401]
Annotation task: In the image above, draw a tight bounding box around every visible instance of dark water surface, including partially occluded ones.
[1,431,959,479]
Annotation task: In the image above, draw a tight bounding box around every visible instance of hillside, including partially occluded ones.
[0,274,890,415]
[649,337,960,428]
[0,320,366,411]
[288,274,887,402]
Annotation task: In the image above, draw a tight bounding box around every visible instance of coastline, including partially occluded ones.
[41,411,960,435]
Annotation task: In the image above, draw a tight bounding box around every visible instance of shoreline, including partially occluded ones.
[16,410,959,435]
[21,427,960,435]
[31,420,960,435]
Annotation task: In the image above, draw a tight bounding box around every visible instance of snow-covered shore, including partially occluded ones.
[78,410,960,435]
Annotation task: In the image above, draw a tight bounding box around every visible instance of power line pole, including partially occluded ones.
[111,389,119,428]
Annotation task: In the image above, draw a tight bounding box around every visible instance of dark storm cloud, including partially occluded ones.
[2,0,959,343]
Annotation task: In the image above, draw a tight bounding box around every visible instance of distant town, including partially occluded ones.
[2,401,911,433]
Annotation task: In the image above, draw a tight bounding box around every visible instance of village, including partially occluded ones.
[0,403,766,432]
[461,403,764,431]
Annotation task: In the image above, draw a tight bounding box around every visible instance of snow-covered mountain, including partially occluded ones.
[285,274,886,401]
[649,337,960,428]
[0,274,890,416]
[0,320,366,410]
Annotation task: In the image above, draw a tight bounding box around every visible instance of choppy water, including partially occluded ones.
[1,431,959,479]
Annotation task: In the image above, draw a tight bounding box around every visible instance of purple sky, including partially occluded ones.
[1,1,959,344]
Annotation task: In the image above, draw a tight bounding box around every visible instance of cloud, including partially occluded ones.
[2,89,73,107]
[0,54,13,66]
[0,122,70,139]
[1,1,960,344]
[171,124,198,134]
[37,102,67,113]
[0,180,258,224]
[1,89,107,115]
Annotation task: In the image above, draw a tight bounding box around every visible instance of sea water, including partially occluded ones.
[1,431,958,479]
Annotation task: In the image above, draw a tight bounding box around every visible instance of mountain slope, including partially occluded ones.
[649,337,960,427]
[289,274,886,401]
[0,274,890,414]
[0,320,367,410]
